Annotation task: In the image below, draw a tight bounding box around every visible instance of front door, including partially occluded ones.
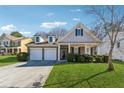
[60,48,68,60]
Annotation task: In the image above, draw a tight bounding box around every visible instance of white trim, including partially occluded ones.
[28,44,58,47]
[58,42,99,46]
[34,36,44,43]
[48,36,55,44]
[68,43,71,53]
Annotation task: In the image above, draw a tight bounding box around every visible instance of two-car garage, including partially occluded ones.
[30,48,57,60]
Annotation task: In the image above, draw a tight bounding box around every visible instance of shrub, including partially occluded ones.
[93,55,107,63]
[82,54,94,63]
[103,55,108,63]
[80,56,85,63]
[10,52,17,55]
[67,53,108,63]
[67,53,74,62]
[17,52,29,62]
[74,54,79,62]
[76,55,82,63]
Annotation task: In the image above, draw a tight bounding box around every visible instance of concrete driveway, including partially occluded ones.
[0,62,53,88]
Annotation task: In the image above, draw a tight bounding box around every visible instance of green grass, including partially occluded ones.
[0,55,18,66]
[44,61,124,88]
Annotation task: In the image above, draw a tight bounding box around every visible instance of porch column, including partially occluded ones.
[97,46,100,55]
[88,47,91,55]
[12,48,14,53]
[85,45,88,54]
[68,44,71,53]
[5,48,7,53]
[58,44,60,61]
[17,48,19,53]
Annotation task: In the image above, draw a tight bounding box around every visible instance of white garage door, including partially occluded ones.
[30,48,42,60]
[44,48,57,60]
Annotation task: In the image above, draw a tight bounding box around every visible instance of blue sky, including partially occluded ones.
[0,5,123,37]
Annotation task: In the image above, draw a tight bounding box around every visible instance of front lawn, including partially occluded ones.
[0,55,18,66]
[44,61,124,88]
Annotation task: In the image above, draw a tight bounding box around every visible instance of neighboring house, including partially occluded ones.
[98,32,124,61]
[27,23,101,61]
[0,34,32,54]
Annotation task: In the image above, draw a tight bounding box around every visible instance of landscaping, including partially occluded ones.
[44,60,124,88]
[17,52,29,62]
[0,55,19,67]
[67,54,108,63]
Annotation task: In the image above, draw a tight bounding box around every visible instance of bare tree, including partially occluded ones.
[48,28,68,39]
[87,6,124,71]
[34,32,48,40]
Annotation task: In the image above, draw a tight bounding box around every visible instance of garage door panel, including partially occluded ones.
[44,48,57,60]
[30,48,42,60]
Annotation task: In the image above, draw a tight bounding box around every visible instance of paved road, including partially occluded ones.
[0,62,53,88]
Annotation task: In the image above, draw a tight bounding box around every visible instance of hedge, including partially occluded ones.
[67,54,108,63]
[17,52,29,62]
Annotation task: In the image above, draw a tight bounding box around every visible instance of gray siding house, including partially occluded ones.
[27,23,101,61]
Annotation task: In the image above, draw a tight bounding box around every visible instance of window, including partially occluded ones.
[3,41,9,47]
[75,28,83,36]
[117,42,120,48]
[35,36,40,43]
[48,36,53,43]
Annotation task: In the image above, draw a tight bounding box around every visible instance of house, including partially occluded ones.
[98,32,124,61]
[27,23,101,61]
[0,34,32,54]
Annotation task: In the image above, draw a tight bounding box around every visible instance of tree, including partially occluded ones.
[48,28,68,39]
[0,33,6,51]
[87,6,124,71]
[11,31,23,37]
[34,32,48,40]
[0,33,6,39]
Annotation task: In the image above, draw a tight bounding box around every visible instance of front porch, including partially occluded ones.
[58,43,98,60]
[0,47,21,55]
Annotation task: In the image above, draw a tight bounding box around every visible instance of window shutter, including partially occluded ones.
[75,29,77,36]
[81,29,83,36]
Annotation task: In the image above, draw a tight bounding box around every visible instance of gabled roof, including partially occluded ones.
[58,22,101,43]
[1,34,26,41]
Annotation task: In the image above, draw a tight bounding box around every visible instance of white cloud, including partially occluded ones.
[0,24,32,36]
[20,31,31,35]
[1,24,16,33]
[73,18,80,21]
[70,9,82,12]
[40,22,67,29]
[46,13,54,17]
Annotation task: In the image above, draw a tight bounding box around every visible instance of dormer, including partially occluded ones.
[48,36,55,44]
[34,36,44,43]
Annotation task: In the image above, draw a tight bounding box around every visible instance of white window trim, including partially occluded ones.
[3,40,10,47]
[75,28,83,36]
[48,36,55,44]
[35,36,40,43]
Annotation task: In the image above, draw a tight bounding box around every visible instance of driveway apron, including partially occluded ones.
[0,62,53,88]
